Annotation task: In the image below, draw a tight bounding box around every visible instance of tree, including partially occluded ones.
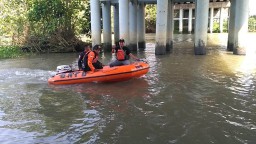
[0,0,91,52]
[0,0,29,45]
[145,4,156,33]
[249,15,256,32]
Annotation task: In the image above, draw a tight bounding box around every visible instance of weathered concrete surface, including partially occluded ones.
[119,0,129,45]
[102,1,112,51]
[129,0,138,51]
[155,0,168,55]
[114,4,120,46]
[194,0,209,55]
[233,0,249,55]
[90,0,101,46]
[137,2,146,50]
[166,0,174,52]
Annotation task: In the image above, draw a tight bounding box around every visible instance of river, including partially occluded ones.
[0,33,256,144]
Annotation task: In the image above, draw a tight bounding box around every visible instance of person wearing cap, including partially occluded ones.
[81,45,103,72]
[110,38,139,67]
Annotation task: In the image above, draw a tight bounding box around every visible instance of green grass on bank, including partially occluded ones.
[0,46,24,59]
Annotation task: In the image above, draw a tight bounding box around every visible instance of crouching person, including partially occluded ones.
[78,44,91,70]
[83,45,103,73]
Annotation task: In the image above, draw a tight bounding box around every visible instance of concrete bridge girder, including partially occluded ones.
[100,0,230,4]
[174,2,230,9]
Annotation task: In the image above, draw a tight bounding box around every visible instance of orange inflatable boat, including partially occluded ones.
[48,61,149,85]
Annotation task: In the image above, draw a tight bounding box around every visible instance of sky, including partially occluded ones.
[249,0,256,15]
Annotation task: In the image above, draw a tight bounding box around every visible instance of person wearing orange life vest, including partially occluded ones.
[82,45,103,72]
[78,44,91,70]
[109,38,139,67]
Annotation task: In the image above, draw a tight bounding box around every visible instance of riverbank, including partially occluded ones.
[1,32,255,59]
[0,46,24,59]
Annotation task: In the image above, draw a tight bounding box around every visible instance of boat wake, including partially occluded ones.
[0,68,54,84]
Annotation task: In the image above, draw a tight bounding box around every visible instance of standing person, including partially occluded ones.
[78,44,91,70]
[110,38,139,67]
[83,45,103,72]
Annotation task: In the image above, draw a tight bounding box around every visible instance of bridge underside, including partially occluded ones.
[100,0,229,4]
[93,0,249,55]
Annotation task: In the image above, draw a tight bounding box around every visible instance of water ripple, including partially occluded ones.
[1,34,256,143]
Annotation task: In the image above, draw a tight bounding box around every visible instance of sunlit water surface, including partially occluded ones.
[0,33,256,144]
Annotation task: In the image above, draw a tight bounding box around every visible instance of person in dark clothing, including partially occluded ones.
[82,45,103,72]
[109,38,139,67]
[78,45,91,70]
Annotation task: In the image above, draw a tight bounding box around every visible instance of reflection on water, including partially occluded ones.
[0,33,256,143]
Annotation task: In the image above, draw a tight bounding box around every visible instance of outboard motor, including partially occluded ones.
[56,65,72,74]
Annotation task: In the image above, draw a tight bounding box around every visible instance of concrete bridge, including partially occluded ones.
[90,0,249,55]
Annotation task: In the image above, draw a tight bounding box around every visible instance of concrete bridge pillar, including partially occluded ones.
[102,1,112,51]
[90,0,101,46]
[227,0,236,51]
[179,9,183,33]
[194,0,209,55]
[188,8,193,33]
[167,0,174,52]
[129,0,138,51]
[233,0,249,55]
[219,7,224,33]
[114,4,119,46]
[119,0,129,45]
[155,0,168,55]
[209,7,214,33]
[137,2,145,50]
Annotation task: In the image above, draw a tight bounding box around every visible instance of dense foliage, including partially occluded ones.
[0,0,29,45]
[0,0,91,53]
[28,0,90,36]
[145,4,156,33]
[212,20,228,33]
[0,46,22,59]
[27,0,91,52]
[249,15,256,32]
